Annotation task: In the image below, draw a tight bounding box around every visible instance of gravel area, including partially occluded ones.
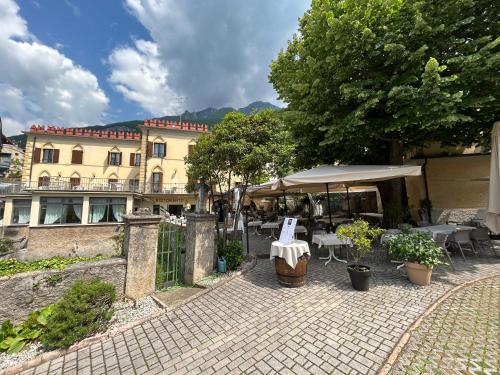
[0,296,163,371]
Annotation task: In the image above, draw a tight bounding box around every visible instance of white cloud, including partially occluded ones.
[0,0,108,136]
[119,0,308,111]
[107,40,184,115]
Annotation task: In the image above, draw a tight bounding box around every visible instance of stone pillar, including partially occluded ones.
[122,210,162,299]
[184,213,216,285]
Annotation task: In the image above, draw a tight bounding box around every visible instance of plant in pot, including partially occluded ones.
[383,231,443,286]
[336,220,383,291]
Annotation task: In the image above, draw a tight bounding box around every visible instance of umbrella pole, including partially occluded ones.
[346,186,351,218]
[283,190,288,215]
[326,183,333,232]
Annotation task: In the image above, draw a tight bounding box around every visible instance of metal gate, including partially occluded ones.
[156,222,185,289]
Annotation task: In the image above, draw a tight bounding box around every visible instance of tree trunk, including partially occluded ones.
[378,139,407,228]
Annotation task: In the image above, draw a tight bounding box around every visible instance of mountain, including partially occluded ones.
[7,101,280,150]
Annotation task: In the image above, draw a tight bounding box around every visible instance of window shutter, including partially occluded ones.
[188,145,194,156]
[106,151,110,165]
[38,176,43,187]
[33,148,41,163]
[163,143,167,157]
[53,149,60,163]
[119,152,122,165]
[71,150,83,164]
[147,142,153,158]
[130,153,135,166]
[159,172,163,187]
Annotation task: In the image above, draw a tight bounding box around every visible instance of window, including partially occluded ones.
[152,172,162,193]
[88,198,126,223]
[70,177,80,188]
[130,153,141,166]
[42,149,53,163]
[108,152,121,166]
[12,199,31,224]
[38,176,50,187]
[39,197,83,225]
[152,205,160,215]
[153,143,166,158]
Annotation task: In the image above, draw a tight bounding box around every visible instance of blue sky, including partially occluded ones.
[1,0,309,135]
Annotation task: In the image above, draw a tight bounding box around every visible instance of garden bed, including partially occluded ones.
[0,296,163,371]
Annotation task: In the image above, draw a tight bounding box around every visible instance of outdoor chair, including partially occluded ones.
[447,230,476,260]
[434,233,454,269]
[470,227,496,256]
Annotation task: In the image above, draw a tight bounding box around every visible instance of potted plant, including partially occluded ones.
[383,231,443,286]
[336,220,383,291]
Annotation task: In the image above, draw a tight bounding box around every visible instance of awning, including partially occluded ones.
[485,122,500,234]
[248,181,378,197]
[273,164,422,190]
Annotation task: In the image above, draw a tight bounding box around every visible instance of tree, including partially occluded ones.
[270,0,499,220]
[185,110,295,249]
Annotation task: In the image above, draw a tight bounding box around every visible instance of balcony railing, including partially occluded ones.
[0,177,189,195]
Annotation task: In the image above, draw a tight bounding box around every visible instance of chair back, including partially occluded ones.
[470,227,490,241]
[434,233,448,249]
[450,230,471,243]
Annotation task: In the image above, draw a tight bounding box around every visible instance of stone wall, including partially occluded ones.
[26,224,122,260]
[0,257,126,324]
[3,225,29,240]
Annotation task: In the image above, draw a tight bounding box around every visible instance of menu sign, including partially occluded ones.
[279,217,297,245]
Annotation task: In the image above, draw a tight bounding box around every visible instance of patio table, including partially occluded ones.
[312,233,352,265]
[262,222,280,239]
[247,220,263,235]
[270,240,310,269]
[414,224,475,239]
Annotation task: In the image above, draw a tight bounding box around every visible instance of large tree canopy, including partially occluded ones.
[270,0,499,167]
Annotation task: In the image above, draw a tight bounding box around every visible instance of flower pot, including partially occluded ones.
[405,261,433,286]
[274,255,308,287]
[347,265,371,291]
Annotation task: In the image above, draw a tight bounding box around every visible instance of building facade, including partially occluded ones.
[0,119,207,259]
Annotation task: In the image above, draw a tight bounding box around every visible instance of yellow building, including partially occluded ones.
[0,120,207,259]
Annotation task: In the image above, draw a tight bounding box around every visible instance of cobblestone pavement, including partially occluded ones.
[391,276,500,375]
[20,245,499,375]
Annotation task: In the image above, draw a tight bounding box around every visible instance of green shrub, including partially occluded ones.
[0,255,108,277]
[41,279,116,349]
[0,304,56,354]
[221,241,243,270]
[383,232,443,267]
[0,238,15,254]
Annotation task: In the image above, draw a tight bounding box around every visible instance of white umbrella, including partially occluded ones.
[272,164,422,230]
[485,122,500,234]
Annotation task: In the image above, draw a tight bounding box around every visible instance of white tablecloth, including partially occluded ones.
[248,221,263,227]
[270,240,310,269]
[294,225,308,234]
[311,233,352,248]
[414,224,475,238]
[262,222,280,229]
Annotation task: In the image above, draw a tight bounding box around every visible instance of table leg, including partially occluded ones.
[318,247,332,266]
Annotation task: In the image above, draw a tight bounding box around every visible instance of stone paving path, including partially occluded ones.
[19,254,499,375]
[391,276,499,375]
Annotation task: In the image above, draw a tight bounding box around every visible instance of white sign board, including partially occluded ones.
[279,217,297,245]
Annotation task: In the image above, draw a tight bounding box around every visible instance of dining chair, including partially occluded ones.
[448,230,476,260]
[434,233,455,269]
[470,227,496,256]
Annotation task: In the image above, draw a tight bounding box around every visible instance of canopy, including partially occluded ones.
[248,181,378,198]
[272,164,422,190]
[485,122,500,234]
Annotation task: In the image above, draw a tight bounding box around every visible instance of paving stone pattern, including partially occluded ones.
[20,247,499,374]
[391,276,499,375]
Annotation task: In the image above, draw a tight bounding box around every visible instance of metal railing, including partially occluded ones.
[0,177,189,195]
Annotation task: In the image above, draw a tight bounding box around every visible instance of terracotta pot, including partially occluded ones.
[274,255,308,287]
[405,261,433,286]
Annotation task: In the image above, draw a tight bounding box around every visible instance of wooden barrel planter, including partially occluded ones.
[274,255,308,287]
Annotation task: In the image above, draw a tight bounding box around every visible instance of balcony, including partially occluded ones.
[0,177,189,195]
